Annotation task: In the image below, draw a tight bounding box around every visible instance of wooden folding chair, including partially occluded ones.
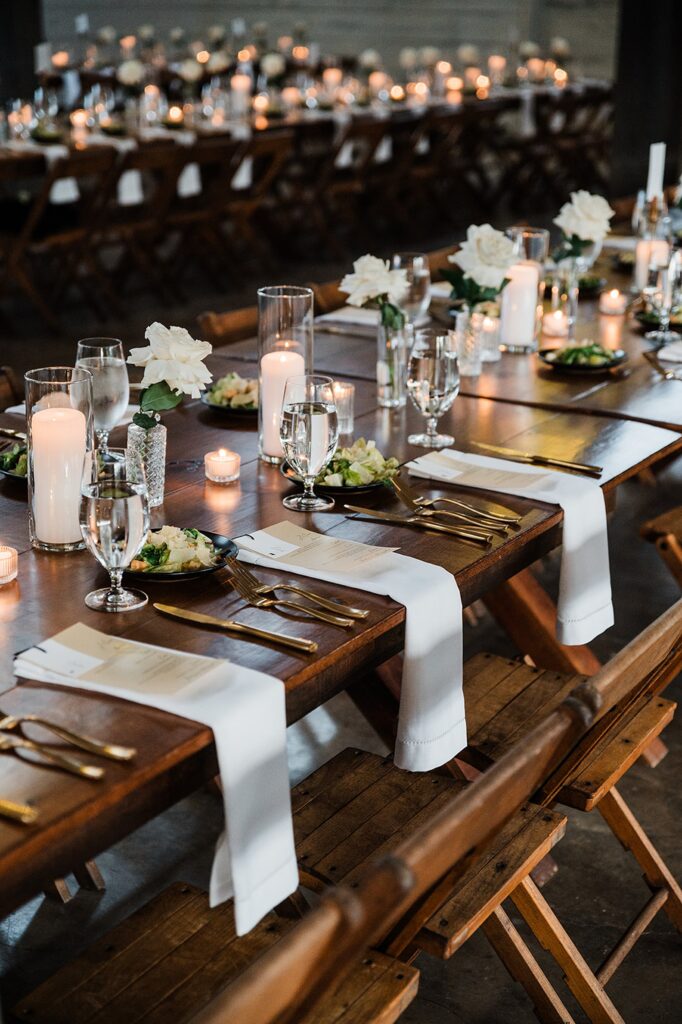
[640,507,682,588]
[197,305,258,349]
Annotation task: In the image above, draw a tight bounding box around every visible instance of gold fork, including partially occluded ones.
[225,557,370,620]
[0,709,136,762]
[0,798,38,825]
[0,735,104,780]
[227,574,355,629]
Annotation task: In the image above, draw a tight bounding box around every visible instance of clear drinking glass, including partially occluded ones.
[644,252,681,345]
[76,338,130,454]
[391,252,431,323]
[280,374,339,512]
[80,447,149,612]
[406,329,459,447]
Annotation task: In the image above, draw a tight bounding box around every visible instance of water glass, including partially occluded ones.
[391,252,431,323]
[80,447,149,612]
[332,381,355,436]
[644,252,681,345]
[76,338,130,454]
[450,310,482,377]
[507,226,550,267]
[280,375,339,512]
[406,329,459,447]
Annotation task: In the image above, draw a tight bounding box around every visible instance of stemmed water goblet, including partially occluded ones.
[76,338,130,455]
[80,447,149,612]
[644,252,681,346]
[280,375,339,511]
[391,252,431,324]
[406,328,460,447]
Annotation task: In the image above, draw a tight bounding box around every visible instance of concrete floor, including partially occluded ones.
[1,234,681,1022]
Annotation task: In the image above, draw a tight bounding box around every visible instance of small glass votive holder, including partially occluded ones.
[478,313,501,362]
[0,546,18,585]
[598,288,628,315]
[332,381,355,436]
[450,310,482,377]
[204,448,240,484]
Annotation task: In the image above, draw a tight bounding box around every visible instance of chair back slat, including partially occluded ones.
[197,306,258,348]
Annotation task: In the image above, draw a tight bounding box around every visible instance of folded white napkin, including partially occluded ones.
[4,403,138,428]
[408,449,613,646]
[317,306,429,329]
[5,141,78,204]
[430,281,452,300]
[603,236,636,252]
[137,128,201,197]
[14,623,297,935]
[658,340,682,363]
[234,523,465,771]
[87,134,143,206]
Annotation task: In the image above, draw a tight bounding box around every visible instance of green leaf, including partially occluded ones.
[140,381,183,413]
[379,301,406,330]
[552,233,590,264]
[441,267,502,308]
[132,411,158,430]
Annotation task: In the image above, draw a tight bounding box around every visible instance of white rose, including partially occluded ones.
[128,323,213,399]
[419,46,441,67]
[261,52,286,79]
[339,254,407,307]
[359,49,381,70]
[399,47,418,71]
[207,50,230,75]
[449,224,516,290]
[519,40,541,59]
[456,44,480,67]
[550,36,571,58]
[169,27,186,44]
[97,25,117,45]
[117,59,145,87]
[179,58,203,83]
[208,24,226,44]
[138,25,155,42]
[253,21,268,37]
[554,190,615,242]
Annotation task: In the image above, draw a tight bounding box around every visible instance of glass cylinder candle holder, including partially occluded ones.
[0,546,18,584]
[450,310,482,378]
[257,286,314,463]
[332,381,355,435]
[205,448,241,483]
[478,313,501,362]
[25,367,94,552]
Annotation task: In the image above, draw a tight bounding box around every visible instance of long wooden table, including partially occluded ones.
[0,302,680,919]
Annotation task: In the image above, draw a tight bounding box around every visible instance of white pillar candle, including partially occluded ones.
[500,263,540,348]
[635,238,670,291]
[204,448,240,483]
[231,73,252,118]
[368,71,389,96]
[598,288,628,315]
[31,407,87,545]
[646,141,666,201]
[488,54,506,85]
[260,348,305,459]
[0,546,18,585]
[322,67,343,90]
[464,66,482,89]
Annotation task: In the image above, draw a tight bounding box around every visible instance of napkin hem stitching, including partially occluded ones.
[557,598,613,625]
[398,715,467,746]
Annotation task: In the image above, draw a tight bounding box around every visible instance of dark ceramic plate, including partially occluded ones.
[280,461,389,497]
[0,441,27,485]
[200,394,258,418]
[538,348,627,374]
[634,311,682,335]
[124,530,238,582]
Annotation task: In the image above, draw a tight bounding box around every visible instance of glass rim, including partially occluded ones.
[24,365,94,384]
[76,337,125,348]
[257,285,314,299]
[507,225,550,238]
[284,373,334,388]
[392,251,429,261]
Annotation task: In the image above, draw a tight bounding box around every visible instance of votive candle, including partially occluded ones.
[598,288,628,315]
[0,546,18,585]
[332,381,355,435]
[204,448,240,483]
[635,239,670,292]
[542,309,569,336]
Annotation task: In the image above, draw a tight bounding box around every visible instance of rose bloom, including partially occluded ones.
[179,58,203,83]
[208,25,227,43]
[97,25,117,45]
[399,47,418,70]
[169,27,186,44]
[550,36,571,58]
[340,254,408,307]
[554,190,615,242]
[128,323,213,398]
[449,224,516,290]
[456,44,480,67]
[138,24,155,42]
[419,46,441,67]
[117,59,145,86]
[519,40,541,59]
[359,49,382,69]
[261,52,286,78]
[207,51,230,74]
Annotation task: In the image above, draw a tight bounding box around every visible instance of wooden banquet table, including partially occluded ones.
[0,281,680,919]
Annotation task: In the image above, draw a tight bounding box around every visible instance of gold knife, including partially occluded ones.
[344,505,493,546]
[471,442,603,477]
[154,604,318,654]
[0,798,38,825]
[0,427,27,441]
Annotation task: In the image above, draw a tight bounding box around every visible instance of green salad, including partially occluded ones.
[0,443,27,477]
[317,438,399,488]
[207,372,258,410]
[545,343,616,367]
[130,526,219,573]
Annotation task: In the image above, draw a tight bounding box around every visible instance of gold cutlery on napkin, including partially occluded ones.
[224,557,370,619]
[471,441,603,477]
[643,350,682,382]
[0,735,105,780]
[154,604,318,654]
[0,798,38,825]
[389,478,511,536]
[227,574,355,628]
[0,427,27,441]
[344,505,494,546]
[0,709,136,762]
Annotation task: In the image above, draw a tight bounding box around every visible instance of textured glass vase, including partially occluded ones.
[127,422,167,507]
[376,323,409,408]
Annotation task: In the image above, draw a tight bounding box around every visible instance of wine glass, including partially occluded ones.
[391,252,431,324]
[406,329,460,447]
[76,338,130,454]
[280,375,339,512]
[644,252,681,346]
[80,447,149,612]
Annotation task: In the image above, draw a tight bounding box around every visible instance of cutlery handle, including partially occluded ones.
[0,798,38,825]
[12,737,105,780]
[430,496,521,523]
[28,718,136,762]
[532,455,602,476]
[423,508,509,535]
[277,585,369,619]
[412,518,492,545]
[273,599,355,628]
[225,620,318,654]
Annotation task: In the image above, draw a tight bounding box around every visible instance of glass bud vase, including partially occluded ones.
[127,421,167,507]
[376,322,410,408]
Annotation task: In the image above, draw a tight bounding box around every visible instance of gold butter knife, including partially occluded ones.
[154,604,318,654]
[0,798,38,825]
[471,442,603,477]
[344,505,493,545]
[0,427,27,441]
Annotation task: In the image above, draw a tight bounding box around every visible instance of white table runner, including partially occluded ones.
[408,449,613,645]
[234,521,466,772]
[14,624,298,935]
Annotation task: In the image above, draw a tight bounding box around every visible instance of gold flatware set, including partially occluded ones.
[471,441,603,477]
[643,349,682,382]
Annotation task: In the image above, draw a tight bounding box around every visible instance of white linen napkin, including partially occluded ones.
[87,134,143,206]
[137,127,202,196]
[233,522,465,772]
[658,340,682,363]
[430,281,452,300]
[4,402,138,428]
[407,449,613,646]
[4,141,78,204]
[14,624,298,935]
[317,306,429,329]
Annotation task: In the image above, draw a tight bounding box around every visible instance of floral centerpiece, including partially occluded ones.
[117,59,146,94]
[339,255,408,408]
[552,190,615,265]
[442,224,515,310]
[127,323,212,506]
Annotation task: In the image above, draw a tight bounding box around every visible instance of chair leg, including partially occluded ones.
[483,906,576,1024]
[598,786,682,932]
[511,877,625,1024]
[73,859,106,892]
[654,534,682,588]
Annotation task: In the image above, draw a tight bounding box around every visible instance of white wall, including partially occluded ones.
[42,0,619,80]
